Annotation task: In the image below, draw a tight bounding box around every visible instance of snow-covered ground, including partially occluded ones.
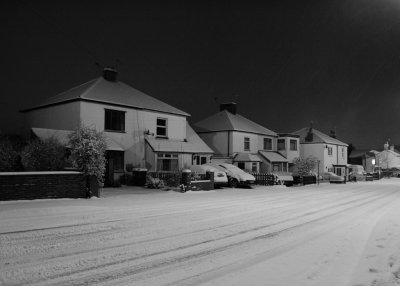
[1,179,400,286]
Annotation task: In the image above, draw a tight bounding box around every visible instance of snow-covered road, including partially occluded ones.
[1,180,400,286]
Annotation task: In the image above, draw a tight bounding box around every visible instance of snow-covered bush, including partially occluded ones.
[68,125,107,183]
[293,156,318,177]
[21,137,67,171]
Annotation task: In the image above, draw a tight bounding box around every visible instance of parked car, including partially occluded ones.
[209,163,255,188]
[189,164,228,187]
[323,172,345,184]
[348,165,367,181]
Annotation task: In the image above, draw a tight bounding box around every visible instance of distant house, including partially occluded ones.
[348,149,377,173]
[292,126,348,177]
[21,68,213,185]
[374,142,400,170]
[192,103,300,173]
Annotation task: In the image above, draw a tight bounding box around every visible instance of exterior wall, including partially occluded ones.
[277,136,300,163]
[376,151,400,169]
[231,131,259,154]
[198,132,230,156]
[257,136,276,152]
[0,172,86,201]
[80,101,187,169]
[300,143,325,173]
[23,102,81,136]
[365,156,375,173]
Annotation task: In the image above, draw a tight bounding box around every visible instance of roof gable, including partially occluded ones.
[292,127,348,146]
[193,110,277,136]
[22,77,189,116]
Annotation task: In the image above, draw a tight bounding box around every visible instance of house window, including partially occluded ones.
[244,137,250,151]
[342,148,345,158]
[273,163,281,172]
[105,109,125,132]
[252,162,258,172]
[290,139,297,151]
[156,118,167,137]
[263,138,272,150]
[157,153,178,171]
[328,147,333,156]
[277,139,285,151]
[194,155,207,165]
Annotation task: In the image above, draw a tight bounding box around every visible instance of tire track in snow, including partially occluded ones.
[24,189,398,286]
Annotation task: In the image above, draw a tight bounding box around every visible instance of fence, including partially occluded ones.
[251,173,277,186]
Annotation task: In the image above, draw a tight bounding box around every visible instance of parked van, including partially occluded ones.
[348,165,366,181]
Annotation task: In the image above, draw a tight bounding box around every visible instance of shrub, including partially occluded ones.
[0,135,22,171]
[21,137,67,171]
[293,156,318,177]
[68,125,107,183]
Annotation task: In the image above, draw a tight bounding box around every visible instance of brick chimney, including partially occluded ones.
[220,102,237,114]
[103,67,118,82]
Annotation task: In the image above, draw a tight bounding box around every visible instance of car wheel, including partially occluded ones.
[229,178,238,188]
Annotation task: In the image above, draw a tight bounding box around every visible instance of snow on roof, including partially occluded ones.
[193,110,277,136]
[258,151,288,162]
[233,153,262,162]
[21,77,190,117]
[146,124,213,154]
[292,127,348,146]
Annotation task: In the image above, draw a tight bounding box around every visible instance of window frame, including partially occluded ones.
[244,137,250,151]
[277,139,286,151]
[104,109,126,132]
[328,146,333,156]
[157,153,178,172]
[156,117,168,137]
[263,138,272,150]
[289,139,297,151]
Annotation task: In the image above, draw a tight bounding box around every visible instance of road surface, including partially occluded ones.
[1,179,400,286]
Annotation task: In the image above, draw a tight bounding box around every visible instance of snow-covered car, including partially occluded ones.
[323,172,345,184]
[209,163,255,188]
[189,164,228,187]
[348,165,367,181]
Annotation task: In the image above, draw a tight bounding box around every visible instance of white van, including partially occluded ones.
[348,165,366,181]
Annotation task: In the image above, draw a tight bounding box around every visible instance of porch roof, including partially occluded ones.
[258,151,288,163]
[31,128,124,151]
[145,124,213,154]
[233,153,262,162]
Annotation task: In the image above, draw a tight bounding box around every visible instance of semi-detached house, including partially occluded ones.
[21,68,213,186]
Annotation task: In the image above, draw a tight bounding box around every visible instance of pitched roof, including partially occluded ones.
[145,124,213,154]
[233,153,262,162]
[292,127,348,146]
[258,151,288,162]
[21,77,190,117]
[193,110,277,136]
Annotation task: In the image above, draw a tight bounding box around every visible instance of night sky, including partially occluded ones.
[2,1,400,149]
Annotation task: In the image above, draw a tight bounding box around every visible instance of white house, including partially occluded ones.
[21,68,213,185]
[193,103,300,173]
[374,142,400,170]
[292,126,348,178]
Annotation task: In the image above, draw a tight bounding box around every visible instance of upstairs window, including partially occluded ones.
[263,138,272,150]
[290,139,297,151]
[328,146,333,156]
[244,137,250,151]
[277,139,285,151]
[105,109,125,132]
[342,147,345,158]
[156,118,167,137]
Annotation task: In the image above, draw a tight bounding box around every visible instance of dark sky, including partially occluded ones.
[2,0,400,149]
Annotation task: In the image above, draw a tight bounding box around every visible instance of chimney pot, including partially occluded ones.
[220,102,237,114]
